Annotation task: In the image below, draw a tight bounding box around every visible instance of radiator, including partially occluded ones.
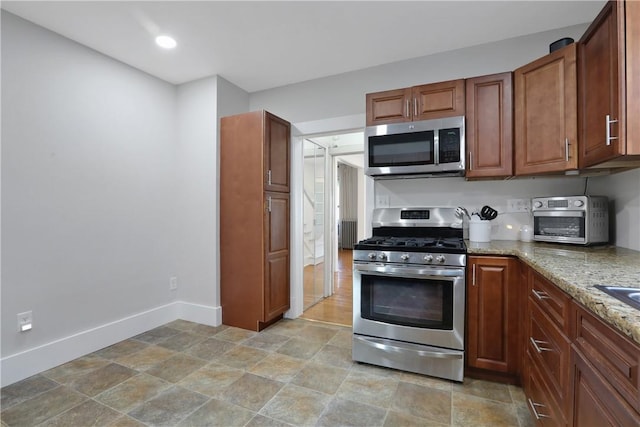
[340,220,357,249]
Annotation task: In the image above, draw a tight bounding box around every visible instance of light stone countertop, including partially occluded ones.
[466,240,640,345]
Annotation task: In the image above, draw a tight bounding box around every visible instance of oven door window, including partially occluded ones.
[534,215,585,238]
[360,274,453,330]
[368,130,434,167]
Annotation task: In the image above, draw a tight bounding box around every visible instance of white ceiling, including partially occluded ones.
[2,1,605,93]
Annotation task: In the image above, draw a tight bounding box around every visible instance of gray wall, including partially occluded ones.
[1,12,177,357]
[250,24,589,124]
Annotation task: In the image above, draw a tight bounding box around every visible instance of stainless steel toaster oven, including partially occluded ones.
[532,196,609,245]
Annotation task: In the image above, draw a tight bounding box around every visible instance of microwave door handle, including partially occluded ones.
[435,132,439,165]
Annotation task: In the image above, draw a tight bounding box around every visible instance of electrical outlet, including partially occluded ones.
[169,276,178,291]
[507,199,531,213]
[375,195,390,207]
[17,311,33,332]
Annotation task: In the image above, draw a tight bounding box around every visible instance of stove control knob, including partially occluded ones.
[378,253,387,261]
[534,200,544,208]
[574,200,585,207]
[423,254,433,262]
[368,252,377,260]
[436,255,446,263]
[400,254,410,261]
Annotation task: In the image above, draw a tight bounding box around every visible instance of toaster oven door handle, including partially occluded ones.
[533,211,585,217]
[354,263,464,279]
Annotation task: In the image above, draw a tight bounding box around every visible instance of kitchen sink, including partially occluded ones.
[595,285,640,311]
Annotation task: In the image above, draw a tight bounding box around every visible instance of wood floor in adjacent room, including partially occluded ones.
[300,249,353,327]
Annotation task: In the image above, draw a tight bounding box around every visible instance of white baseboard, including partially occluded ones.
[1,301,221,387]
[176,301,221,327]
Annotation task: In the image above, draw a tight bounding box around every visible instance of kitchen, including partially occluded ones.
[2,1,640,425]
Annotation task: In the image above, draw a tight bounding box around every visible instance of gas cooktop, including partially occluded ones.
[355,236,466,253]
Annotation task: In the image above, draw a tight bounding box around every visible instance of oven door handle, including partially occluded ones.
[354,336,463,360]
[354,263,464,279]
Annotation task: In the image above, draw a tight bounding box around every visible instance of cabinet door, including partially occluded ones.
[467,256,519,374]
[264,112,290,193]
[514,43,578,175]
[465,73,513,178]
[413,79,465,121]
[366,88,412,126]
[572,348,640,427]
[578,1,624,168]
[264,192,290,321]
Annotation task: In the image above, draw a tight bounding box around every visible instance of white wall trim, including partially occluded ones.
[177,301,221,327]
[1,301,221,387]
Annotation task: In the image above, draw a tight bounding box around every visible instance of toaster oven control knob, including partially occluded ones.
[436,255,446,263]
[378,253,387,261]
[368,252,377,260]
[534,201,543,208]
[574,200,585,207]
[400,254,410,261]
[423,254,433,262]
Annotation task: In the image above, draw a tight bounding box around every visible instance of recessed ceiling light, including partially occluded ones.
[155,35,177,49]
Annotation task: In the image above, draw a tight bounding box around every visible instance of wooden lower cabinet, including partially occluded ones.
[466,256,520,382]
[572,348,640,426]
[520,272,640,425]
[571,302,640,426]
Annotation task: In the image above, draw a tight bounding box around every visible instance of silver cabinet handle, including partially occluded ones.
[405,99,410,118]
[267,170,272,185]
[414,98,418,117]
[532,289,549,300]
[468,151,473,171]
[472,264,477,286]
[565,138,570,162]
[528,398,551,420]
[267,196,272,212]
[606,114,618,146]
[530,336,552,353]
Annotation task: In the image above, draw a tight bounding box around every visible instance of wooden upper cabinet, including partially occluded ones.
[366,79,465,126]
[465,72,514,178]
[366,88,412,125]
[579,0,640,168]
[264,112,290,193]
[412,79,465,121]
[514,43,578,175]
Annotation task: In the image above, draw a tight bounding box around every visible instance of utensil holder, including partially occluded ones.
[469,221,491,242]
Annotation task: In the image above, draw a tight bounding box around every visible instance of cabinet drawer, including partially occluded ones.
[525,353,567,426]
[529,271,571,333]
[528,299,571,415]
[572,302,640,413]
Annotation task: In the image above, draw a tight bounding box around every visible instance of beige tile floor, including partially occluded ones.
[1,318,534,427]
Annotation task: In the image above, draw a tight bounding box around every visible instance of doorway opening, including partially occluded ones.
[299,131,364,326]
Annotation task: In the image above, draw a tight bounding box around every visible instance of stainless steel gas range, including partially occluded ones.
[352,207,467,382]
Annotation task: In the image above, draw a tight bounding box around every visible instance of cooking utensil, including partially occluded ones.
[480,205,498,221]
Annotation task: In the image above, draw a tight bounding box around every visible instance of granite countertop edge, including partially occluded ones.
[466,240,640,345]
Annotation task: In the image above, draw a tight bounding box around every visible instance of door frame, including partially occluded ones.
[286,114,367,319]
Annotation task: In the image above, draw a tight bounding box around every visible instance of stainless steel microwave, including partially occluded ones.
[532,196,609,245]
[365,116,465,178]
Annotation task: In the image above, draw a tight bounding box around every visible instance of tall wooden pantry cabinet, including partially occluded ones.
[220,110,291,331]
